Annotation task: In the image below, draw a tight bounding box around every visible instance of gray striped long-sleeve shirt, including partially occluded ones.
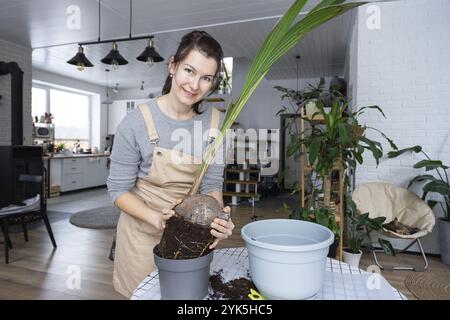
[107,98,225,205]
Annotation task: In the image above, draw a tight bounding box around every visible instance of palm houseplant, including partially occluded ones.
[155,0,370,300]
[388,146,450,265]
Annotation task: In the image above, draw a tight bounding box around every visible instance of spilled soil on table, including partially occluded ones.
[209,269,258,300]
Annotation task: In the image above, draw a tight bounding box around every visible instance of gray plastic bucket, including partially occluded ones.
[153,248,214,300]
[241,219,334,300]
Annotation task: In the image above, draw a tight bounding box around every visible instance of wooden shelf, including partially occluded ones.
[225,168,260,173]
[225,180,258,185]
[223,191,255,198]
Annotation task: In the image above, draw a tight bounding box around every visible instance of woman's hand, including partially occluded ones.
[209,206,235,249]
[148,199,182,231]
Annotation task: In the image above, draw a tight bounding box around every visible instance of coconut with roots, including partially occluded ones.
[155,194,229,259]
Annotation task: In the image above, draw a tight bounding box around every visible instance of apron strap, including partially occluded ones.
[207,107,220,143]
[138,104,159,143]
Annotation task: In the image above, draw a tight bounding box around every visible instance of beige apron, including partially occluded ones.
[113,103,220,298]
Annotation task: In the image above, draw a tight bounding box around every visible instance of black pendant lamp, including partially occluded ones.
[136,38,164,67]
[67,45,94,71]
[101,42,128,69]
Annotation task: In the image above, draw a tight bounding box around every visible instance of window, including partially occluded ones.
[219,57,233,94]
[32,85,91,148]
[31,87,47,121]
[50,89,90,141]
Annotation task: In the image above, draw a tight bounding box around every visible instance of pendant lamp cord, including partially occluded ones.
[296,56,299,92]
[98,0,101,42]
[129,0,133,39]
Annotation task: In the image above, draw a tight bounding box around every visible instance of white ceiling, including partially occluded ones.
[0,0,364,89]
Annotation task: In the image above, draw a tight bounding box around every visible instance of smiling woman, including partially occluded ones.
[160,30,224,115]
[107,30,234,298]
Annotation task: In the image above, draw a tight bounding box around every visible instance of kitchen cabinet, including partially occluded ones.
[49,155,109,192]
[108,99,149,134]
[84,157,109,188]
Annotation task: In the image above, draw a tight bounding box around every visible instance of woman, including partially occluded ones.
[107,30,235,298]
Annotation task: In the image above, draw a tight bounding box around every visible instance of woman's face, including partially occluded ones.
[169,49,218,107]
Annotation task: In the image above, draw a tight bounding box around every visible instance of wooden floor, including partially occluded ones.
[0,190,448,300]
[359,252,450,300]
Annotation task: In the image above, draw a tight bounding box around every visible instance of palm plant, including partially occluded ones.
[188,0,367,195]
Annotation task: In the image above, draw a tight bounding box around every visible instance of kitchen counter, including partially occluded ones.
[43,154,110,194]
[44,153,110,160]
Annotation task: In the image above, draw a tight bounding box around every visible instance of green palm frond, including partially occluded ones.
[189,0,367,194]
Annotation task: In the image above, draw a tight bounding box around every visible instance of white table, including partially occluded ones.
[131,247,407,300]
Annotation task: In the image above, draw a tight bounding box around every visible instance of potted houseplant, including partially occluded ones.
[388,146,450,265]
[300,93,398,210]
[275,77,398,260]
[343,212,394,268]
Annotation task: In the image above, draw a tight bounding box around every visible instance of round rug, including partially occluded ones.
[69,206,120,229]
[404,272,450,300]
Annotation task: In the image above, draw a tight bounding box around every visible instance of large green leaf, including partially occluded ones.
[338,123,350,145]
[388,145,422,158]
[315,211,330,227]
[310,0,346,13]
[360,136,383,165]
[413,160,448,171]
[407,174,436,189]
[368,127,398,151]
[423,180,450,197]
[353,145,364,164]
[308,137,321,165]
[378,239,396,256]
[354,105,386,118]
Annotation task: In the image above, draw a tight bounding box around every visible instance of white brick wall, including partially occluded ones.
[0,39,32,145]
[348,0,450,254]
